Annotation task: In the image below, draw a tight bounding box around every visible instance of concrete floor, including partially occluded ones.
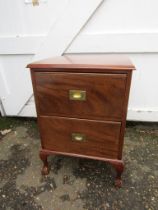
[0,117,158,210]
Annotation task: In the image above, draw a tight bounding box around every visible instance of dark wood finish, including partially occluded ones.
[28,54,135,187]
[118,71,133,159]
[39,116,121,159]
[39,150,49,175]
[40,149,124,187]
[34,72,127,121]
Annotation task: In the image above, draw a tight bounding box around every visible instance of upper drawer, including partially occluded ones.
[34,72,127,121]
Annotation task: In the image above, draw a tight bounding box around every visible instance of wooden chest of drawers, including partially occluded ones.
[27,54,135,187]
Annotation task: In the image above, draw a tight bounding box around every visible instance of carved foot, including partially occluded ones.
[39,151,49,175]
[115,178,122,188]
[41,165,49,175]
[109,160,124,188]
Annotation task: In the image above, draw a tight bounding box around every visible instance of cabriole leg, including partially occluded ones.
[109,160,124,187]
[39,150,49,175]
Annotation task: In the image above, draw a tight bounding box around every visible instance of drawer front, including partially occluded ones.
[34,72,126,121]
[39,116,121,159]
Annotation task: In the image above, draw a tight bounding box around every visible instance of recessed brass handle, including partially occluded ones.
[32,0,39,6]
[71,133,86,142]
[69,90,86,101]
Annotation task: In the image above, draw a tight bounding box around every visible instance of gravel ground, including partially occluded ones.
[0,117,158,210]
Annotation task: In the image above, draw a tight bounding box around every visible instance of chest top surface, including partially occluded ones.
[27,54,135,72]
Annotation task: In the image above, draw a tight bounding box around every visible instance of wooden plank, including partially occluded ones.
[1,32,158,55]
[127,108,158,122]
[0,63,9,115]
[0,0,103,116]
[67,32,158,53]
[0,55,33,116]
[0,35,44,54]
[33,0,104,61]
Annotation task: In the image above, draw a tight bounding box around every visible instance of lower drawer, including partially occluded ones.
[39,116,121,159]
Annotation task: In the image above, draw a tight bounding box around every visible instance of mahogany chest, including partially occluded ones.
[27,54,135,187]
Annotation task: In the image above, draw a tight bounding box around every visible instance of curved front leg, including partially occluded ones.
[39,150,49,175]
[108,160,124,187]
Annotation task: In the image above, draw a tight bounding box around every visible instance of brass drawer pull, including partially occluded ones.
[32,0,39,6]
[71,133,86,142]
[69,90,86,101]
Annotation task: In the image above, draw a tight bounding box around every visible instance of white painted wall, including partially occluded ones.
[82,0,158,32]
[0,0,68,36]
[0,0,158,121]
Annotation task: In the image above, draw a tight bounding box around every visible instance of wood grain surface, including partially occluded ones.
[29,54,135,186]
[39,116,121,159]
[27,54,135,71]
[34,72,127,121]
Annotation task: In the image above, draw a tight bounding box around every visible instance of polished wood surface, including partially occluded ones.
[27,54,135,71]
[118,71,132,159]
[39,116,121,159]
[29,54,135,187]
[34,72,126,121]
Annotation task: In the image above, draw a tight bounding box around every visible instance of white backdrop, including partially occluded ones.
[0,0,158,121]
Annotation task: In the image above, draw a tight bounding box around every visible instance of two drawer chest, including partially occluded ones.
[27,54,135,187]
